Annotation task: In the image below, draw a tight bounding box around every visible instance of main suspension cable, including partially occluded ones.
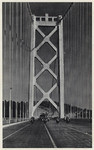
[19,3,74,53]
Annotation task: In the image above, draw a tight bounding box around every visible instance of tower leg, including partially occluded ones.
[58,16,64,119]
[29,15,36,118]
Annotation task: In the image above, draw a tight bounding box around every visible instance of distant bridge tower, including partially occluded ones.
[29,14,64,119]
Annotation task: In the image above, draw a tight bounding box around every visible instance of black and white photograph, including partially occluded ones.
[2,2,92,148]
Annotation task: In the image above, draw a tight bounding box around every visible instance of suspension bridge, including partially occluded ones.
[2,2,92,148]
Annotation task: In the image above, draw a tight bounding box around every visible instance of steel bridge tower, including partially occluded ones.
[29,14,64,119]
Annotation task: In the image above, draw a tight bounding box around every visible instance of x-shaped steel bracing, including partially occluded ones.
[33,25,59,114]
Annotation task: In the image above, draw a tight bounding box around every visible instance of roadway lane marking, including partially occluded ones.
[44,124,57,148]
[3,124,30,140]
[66,126,92,137]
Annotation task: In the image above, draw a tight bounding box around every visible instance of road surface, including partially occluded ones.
[3,119,92,148]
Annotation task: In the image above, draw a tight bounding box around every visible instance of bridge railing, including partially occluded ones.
[64,104,92,119]
[2,100,29,125]
[2,100,92,124]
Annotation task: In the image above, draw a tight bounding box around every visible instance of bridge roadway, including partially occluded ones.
[3,119,92,148]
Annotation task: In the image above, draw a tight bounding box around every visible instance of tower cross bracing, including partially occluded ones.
[29,13,64,118]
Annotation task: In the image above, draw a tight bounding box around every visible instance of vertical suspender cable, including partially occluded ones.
[24,5,27,114]
[74,5,76,113]
[16,3,18,102]
[20,3,22,118]
[80,3,82,113]
[78,4,82,117]
[68,11,70,114]
[22,3,24,118]
[89,0,91,117]
[80,4,83,111]
[12,3,16,119]
[71,6,74,112]
[68,10,70,115]
[67,11,69,101]
[11,3,13,103]
[11,3,13,119]
[78,3,81,117]
[28,36,30,118]
[2,4,4,119]
[73,4,75,111]
[82,4,85,113]
[23,4,25,108]
[25,4,28,105]
[9,3,12,123]
[70,5,72,113]
[79,3,81,113]
[70,5,72,110]
[26,6,30,113]
[16,3,18,119]
[87,3,89,114]
[21,3,23,118]
[87,3,89,116]
[21,3,23,119]
[6,5,10,116]
[74,4,78,115]
[82,3,85,113]
[3,3,6,119]
[66,11,68,105]
[66,12,68,102]
[23,3,26,118]
[69,7,71,103]
[17,3,20,120]
[18,3,20,118]
[76,4,79,112]
[88,3,91,118]
[18,3,20,109]
[24,4,26,116]
[87,3,90,118]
